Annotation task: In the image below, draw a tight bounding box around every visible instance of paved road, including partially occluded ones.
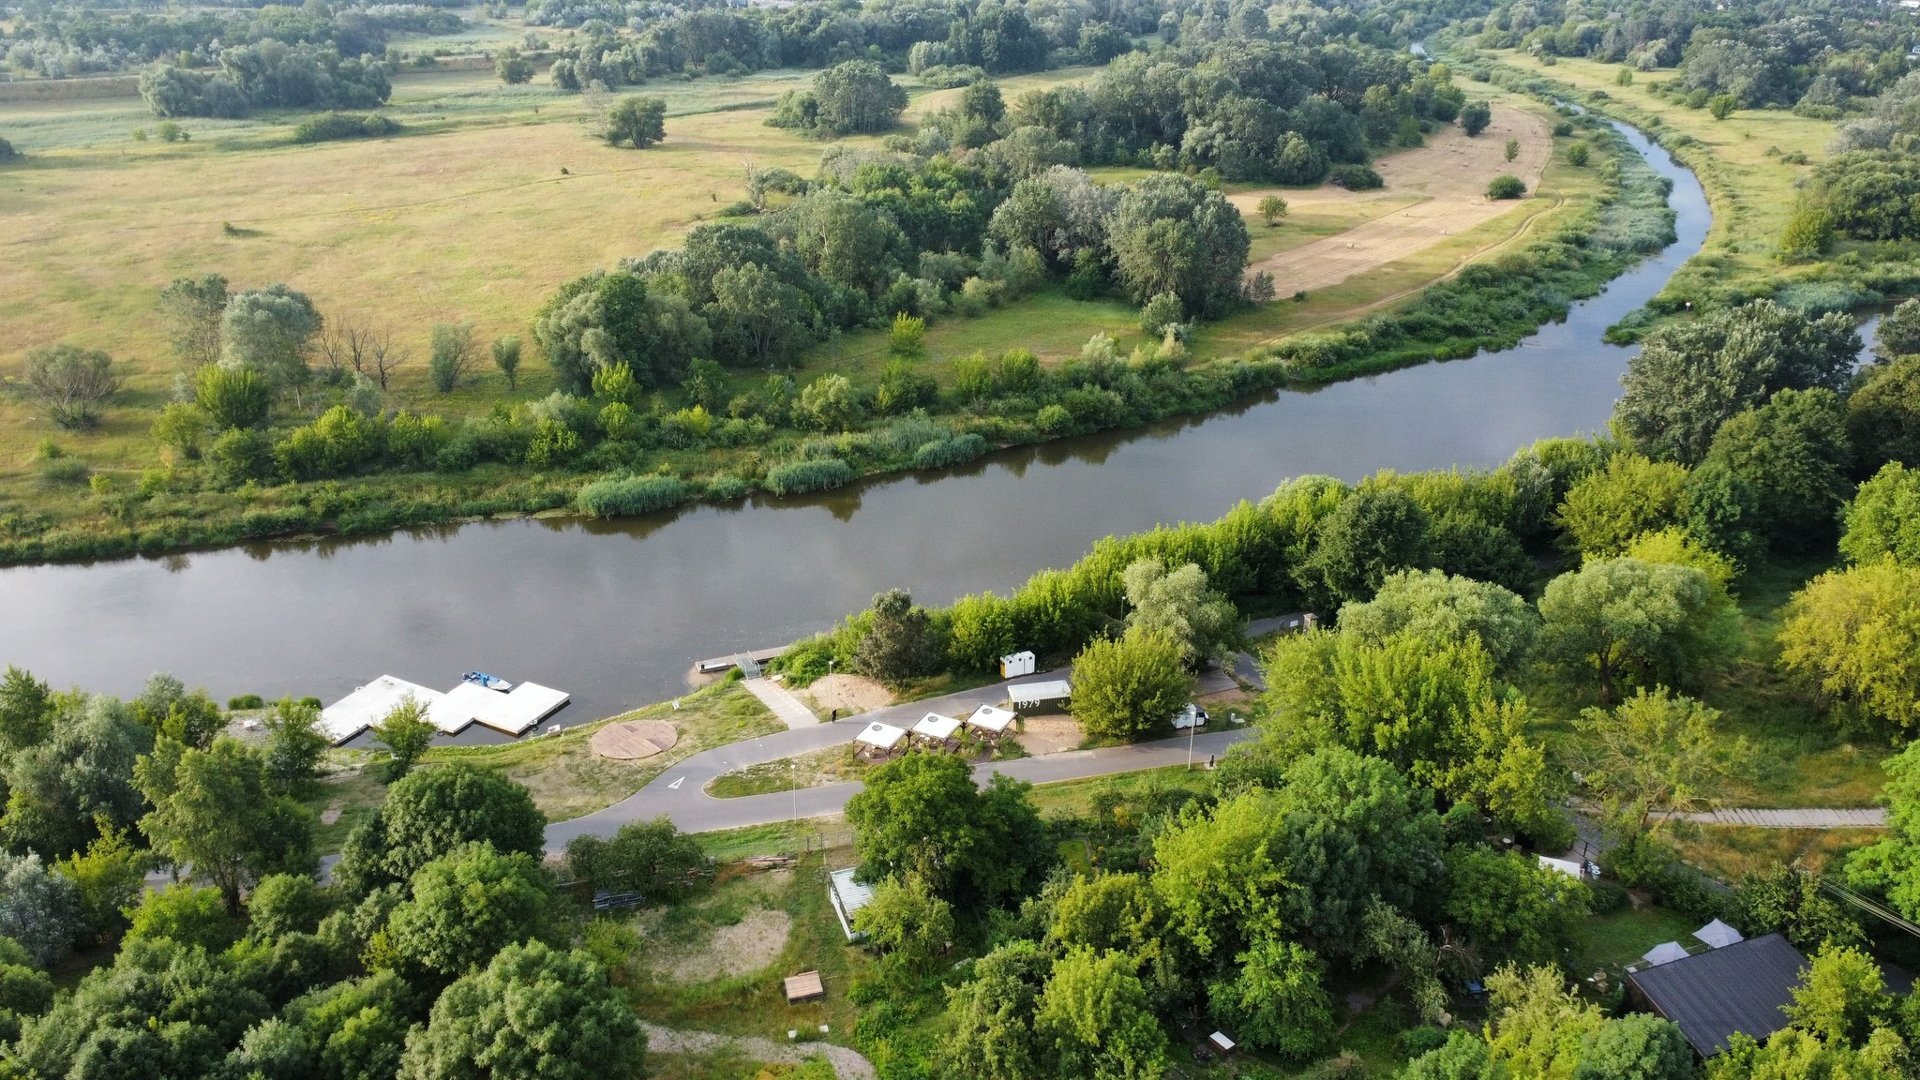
[1672,807,1887,828]
[544,665,1254,848]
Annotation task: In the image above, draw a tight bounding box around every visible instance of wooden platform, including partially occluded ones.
[784,970,825,1003]
[589,719,680,760]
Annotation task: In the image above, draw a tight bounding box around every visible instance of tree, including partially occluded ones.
[1699,388,1853,553]
[1841,464,1920,567]
[943,939,1049,1080]
[196,354,274,429]
[1121,559,1238,669]
[134,738,315,912]
[533,270,682,394]
[853,589,940,687]
[1106,173,1251,318]
[1337,568,1541,671]
[707,261,817,367]
[844,752,1046,907]
[0,853,83,967]
[1300,486,1432,608]
[1539,558,1738,701]
[1555,453,1691,557]
[123,884,237,952]
[773,60,907,135]
[372,697,436,780]
[1487,174,1526,199]
[1460,101,1492,135]
[494,46,532,85]
[1786,944,1894,1045]
[1257,195,1288,226]
[0,667,52,752]
[54,828,148,945]
[333,764,544,896]
[157,274,229,369]
[398,941,645,1080]
[1069,628,1191,742]
[1848,741,1920,919]
[1616,300,1858,465]
[1034,947,1170,1080]
[490,335,521,389]
[246,872,330,941]
[222,284,322,399]
[2,693,153,860]
[1732,865,1863,951]
[1880,299,1920,358]
[1404,1031,1502,1079]
[1847,357,1920,471]
[606,95,666,148]
[1206,937,1334,1062]
[9,344,121,429]
[1566,141,1591,166]
[427,321,476,394]
[1505,138,1520,162]
[1710,93,1738,119]
[1573,1014,1694,1080]
[854,872,953,977]
[1574,688,1729,838]
[795,372,861,431]
[563,817,707,898]
[1777,562,1920,732]
[1444,846,1590,969]
[380,842,562,985]
[263,698,328,783]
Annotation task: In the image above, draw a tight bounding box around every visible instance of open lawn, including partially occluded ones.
[1675,826,1882,883]
[424,676,783,821]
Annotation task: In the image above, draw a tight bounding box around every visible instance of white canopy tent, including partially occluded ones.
[1694,919,1745,949]
[963,704,1016,737]
[1643,941,1691,967]
[854,721,908,755]
[911,712,962,743]
[1537,855,1586,879]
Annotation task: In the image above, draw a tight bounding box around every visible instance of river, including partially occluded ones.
[0,122,1710,731]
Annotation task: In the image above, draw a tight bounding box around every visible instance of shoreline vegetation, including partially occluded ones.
[0,92,1670,567]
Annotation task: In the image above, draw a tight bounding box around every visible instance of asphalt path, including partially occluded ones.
[543,667,1254,849]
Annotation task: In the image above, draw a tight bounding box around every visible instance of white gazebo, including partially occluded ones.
[853,721,908,758]
[911,712,962,746]
[963,704,1017,740]
[1694,919,1745,949]
[1642,941,1691,967]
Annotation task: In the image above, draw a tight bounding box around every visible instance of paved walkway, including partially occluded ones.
[744,677,820,731]
[642,1022,875,1080]
[1673,807,1887,828]
[544,665,1254,848]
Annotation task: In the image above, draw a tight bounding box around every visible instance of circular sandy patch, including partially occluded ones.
[590,719,680,760]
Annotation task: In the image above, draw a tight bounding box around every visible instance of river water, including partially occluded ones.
[0,123,1710,729]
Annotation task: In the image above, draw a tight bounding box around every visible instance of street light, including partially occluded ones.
[790,761,799,847]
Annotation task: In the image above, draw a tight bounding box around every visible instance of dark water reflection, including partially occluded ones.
[0,123,1712,726]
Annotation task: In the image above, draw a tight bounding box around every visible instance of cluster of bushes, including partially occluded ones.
[139,41,391,119]
[6,3,456,77]
[289,112,400,143]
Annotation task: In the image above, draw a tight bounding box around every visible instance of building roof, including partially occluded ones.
[829,868,875,940]
[1628,933,1807,1057]
[1008,679,1072,706]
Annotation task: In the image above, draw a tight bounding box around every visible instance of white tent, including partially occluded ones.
[1009,679,1072,710]
[854,721,908,754]
[1537,855,1586,879]
[964,704,1016,736]
[1694,918,1745,949]
[911,712,962,743]
[1643,941,1691,967]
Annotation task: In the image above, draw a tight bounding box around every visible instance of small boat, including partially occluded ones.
[463,671,513,692]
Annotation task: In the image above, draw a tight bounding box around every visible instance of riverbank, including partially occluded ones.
[0,95,1663,568]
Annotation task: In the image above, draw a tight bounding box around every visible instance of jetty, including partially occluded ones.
[319,675,570,744]
[694,645,790,676]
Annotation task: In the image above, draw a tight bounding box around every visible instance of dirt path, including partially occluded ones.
[1239,105,1553,297]
[641,1022,877,1080]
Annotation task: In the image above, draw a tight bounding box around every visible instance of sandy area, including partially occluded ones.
[654,908,792,983]
[1237,105,1554,297]
[1013,714,1082,756]
[802,674,894,719]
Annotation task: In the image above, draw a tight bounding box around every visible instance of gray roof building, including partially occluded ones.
[1625,933,1806,1057]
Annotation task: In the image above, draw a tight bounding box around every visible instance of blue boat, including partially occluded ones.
[463,671,513,692]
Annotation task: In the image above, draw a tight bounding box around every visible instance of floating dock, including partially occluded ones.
[694,645,790,675]
[319,675,570,745]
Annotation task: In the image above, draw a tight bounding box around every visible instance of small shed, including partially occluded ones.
[1694,919,1745,949]
[854,722,908,758]
[1208,1032,1237,1054]
[828,868,875,941]
[964,704,1017,739]
[999,651,1036,678]
[1009,679,1072,710]
[784,971,825,1003]
[1642,942,1691,967]
[1626,933,1808,1057]
[911,712,962,746]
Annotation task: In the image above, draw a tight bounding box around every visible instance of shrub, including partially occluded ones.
[576,474,688,518]
[766,458,854,496]
[1486,174,1526,199]
[0,136,17,163]
[291,112,400,144]
[911,433,986,469]
[889,312,925,357]
[228,694,266,710]
[1140,292,1183,336]
[1566,141,1590,166]
[37,457,90,486]
[1329,164,1383,190]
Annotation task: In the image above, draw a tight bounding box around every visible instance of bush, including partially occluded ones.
[1486,174,1526,199]
[291,112,400,144]
[228,694,266,710]
[576,474,688,518]
[911,433,986,470]
[765,458,855,496]
[1329,164,1383,190]
[1566,141,1590,166]
[0,137,17,164]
